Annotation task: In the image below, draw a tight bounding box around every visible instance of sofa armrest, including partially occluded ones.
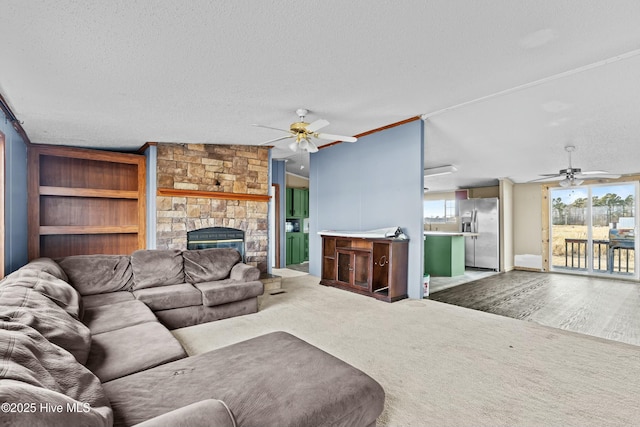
[133,399,236,427]
[230,262,260,282]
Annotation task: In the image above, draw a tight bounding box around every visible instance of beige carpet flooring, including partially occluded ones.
[172,275,640,427]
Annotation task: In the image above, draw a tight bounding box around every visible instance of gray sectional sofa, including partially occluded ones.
[0,248,385,427]
[59,247,264,330]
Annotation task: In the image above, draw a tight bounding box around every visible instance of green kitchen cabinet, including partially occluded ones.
[286,188,293,217]
[424,234,465,277]
[301,189,309,217]
[286,232,305,265]
[286,188,309,218]
[285,188,309,265]
[304,233,309,261]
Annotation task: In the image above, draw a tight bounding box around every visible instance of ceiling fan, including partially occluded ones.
[253,109,357,153]
[532,145,621,187]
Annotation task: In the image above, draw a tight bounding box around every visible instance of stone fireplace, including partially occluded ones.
[155,143,270,272]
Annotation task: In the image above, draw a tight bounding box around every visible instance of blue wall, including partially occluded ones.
[309,119,425,298]
[1,112,28,274]
[270,158,287,268]
[144,144,157,249]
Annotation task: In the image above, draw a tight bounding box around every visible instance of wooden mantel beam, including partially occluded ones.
[157,187,271,202]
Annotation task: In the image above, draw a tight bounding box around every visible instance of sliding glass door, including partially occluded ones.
[550,182,638,279]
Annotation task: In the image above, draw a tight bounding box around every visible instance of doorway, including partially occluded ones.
[550,182,638,279]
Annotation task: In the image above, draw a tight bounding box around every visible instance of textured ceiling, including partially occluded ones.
[1,1,640,190]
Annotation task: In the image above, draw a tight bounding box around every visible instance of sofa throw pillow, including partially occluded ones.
[131,249,184,290]
[183,248,242,284]
[57,255,133,296]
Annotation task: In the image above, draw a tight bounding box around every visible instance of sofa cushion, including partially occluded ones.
[0,322,113,426]
[133,399,236,427]
[103,331,385,427]
[58,254,133,296]
[83,300,157,335]
[194,279,264,307]
[183,248,242,284]
[86,322,187,383]
[133,283,202,311]
[229,262,260,282]
[131,249,184,290]
[0,286,91,365]
[83,291,135,309]
[154,298,258,330]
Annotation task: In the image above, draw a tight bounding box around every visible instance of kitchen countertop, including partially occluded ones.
[423,231,479,237]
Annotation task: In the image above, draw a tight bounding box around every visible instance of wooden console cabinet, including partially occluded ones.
[319,234,409,302]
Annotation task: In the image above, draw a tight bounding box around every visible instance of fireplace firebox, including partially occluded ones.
[187,227,245,259]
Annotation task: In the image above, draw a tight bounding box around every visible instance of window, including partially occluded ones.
[550,182,638,278]
[424,199,456,224]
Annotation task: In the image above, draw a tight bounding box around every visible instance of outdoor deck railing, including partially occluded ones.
[564,238,634,273]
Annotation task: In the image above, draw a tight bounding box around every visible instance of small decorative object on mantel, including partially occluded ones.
[318,227,409,302]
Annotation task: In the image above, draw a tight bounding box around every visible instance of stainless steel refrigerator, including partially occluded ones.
[459,198,499,270]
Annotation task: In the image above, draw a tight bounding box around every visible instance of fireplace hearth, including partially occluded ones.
[187,227,245,259]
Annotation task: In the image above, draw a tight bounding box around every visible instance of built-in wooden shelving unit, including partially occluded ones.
[28,145,146,260]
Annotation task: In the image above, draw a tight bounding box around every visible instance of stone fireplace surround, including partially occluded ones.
[155,143,270,272]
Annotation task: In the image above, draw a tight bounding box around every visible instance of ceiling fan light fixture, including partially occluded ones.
[257,109,357,153]
[573,178,584,186]
[559,178,570,187]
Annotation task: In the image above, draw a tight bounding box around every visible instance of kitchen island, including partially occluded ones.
[423,231,478,277]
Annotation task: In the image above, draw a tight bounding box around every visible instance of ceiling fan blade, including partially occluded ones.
[252,124,291,133]
[580,170,610,175]
[576,173,621,179]
[305,119,330,133]
[316,133,357,143]
[529,175,563,183]
[259,135,294,145]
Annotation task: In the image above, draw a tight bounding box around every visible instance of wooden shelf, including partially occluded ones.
[339,247,372,253]
[39,225,139,235]
[28,145,146,259]
[40,186,139,199]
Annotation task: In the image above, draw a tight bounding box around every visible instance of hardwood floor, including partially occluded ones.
[429,270,640,346]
